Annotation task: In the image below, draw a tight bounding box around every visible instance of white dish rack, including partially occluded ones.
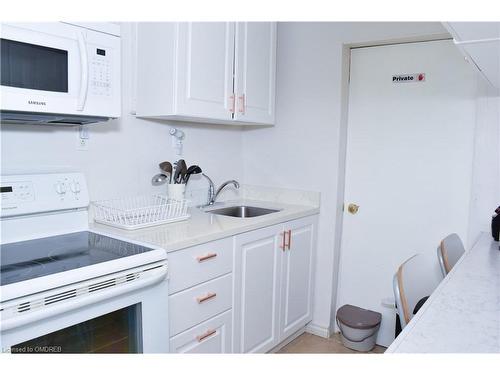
[92,195,190,230]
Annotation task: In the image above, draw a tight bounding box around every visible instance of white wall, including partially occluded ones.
[468,81,500,246]
[241,22,451,336]
[1,23,244,203]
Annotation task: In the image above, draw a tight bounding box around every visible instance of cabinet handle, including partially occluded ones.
[280,232,286,251]
[229,94,235,113]
[196,329,217,342]
[196,292,217,304]
[287,230,292,250]
[196,253,217,262]
[238,94,246,114]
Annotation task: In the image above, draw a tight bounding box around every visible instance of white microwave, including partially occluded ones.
[0,22,121,125]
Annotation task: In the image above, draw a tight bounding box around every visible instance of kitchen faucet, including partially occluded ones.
[202,174,240,206]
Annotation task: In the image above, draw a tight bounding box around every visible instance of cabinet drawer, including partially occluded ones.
[168,237,233,294]
[169,273,232,336]
[169,310,232,353]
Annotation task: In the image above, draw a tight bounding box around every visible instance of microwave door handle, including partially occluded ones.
[77,31,89,111]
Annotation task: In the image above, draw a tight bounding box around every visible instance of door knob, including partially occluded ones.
[347,203,359,214]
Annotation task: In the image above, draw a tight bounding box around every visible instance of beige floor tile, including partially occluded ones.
[276,333,386,354]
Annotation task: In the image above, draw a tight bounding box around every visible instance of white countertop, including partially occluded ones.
[90,199,319,253]
[387,232,500,353]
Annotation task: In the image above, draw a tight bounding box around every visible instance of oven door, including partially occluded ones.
[0,23,120,118]
[0,263,169,354]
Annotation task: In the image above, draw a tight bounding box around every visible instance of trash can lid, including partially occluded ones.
[336,304,382,329]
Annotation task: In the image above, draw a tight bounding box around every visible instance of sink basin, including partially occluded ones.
[208,205,281,218]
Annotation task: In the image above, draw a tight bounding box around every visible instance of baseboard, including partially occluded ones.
[305,323,331,338]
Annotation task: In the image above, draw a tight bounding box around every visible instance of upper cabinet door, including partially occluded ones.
[279,216,316,341]
[175,22,235,120]
[233,22,277,124]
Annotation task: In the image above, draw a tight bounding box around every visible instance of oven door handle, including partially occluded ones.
[76,30,89,111]
[0,268,167,332]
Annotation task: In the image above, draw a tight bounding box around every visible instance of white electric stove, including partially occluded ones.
[0,172,169,353]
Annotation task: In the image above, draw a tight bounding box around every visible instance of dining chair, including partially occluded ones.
[437,233,466,276]
[393,254,443,330]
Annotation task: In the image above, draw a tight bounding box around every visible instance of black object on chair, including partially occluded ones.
[394,296,429,338]
[492,206,500,243]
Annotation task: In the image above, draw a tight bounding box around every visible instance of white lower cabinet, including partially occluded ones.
[169,310,232,353]
[279,217,316,339]
[167,237,234,353]
[169,273,233,337]
[167,215,317,353]
[232,216,317,353]
[233,224,283,353]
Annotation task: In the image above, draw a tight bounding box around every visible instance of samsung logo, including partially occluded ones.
[28,100,47,106]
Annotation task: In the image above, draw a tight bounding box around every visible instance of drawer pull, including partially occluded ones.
[280,232,286,251]
[196,292,217,304]
[196,329,217,342]
[196,253,218,262]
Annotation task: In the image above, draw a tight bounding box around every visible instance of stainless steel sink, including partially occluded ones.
[207,205,281,218]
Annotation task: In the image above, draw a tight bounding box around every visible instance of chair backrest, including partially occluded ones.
[393,254,443,329]
[437,233,466,276]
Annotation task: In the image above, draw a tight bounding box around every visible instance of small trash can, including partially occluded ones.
[336,304,382,352]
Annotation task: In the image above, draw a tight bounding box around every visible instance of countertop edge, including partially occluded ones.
[90,203,320,254]
[163,206,320,253]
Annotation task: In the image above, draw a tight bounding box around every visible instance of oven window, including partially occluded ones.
[11,305,142,354]
[1,38,68,93]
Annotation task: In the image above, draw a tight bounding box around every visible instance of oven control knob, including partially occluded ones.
[70,181,81,194]
[55,182,67,195]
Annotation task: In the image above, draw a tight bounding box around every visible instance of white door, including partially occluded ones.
[233,22,277,124]
[176,22,235,120]
[233,224,282,353]
[337,40,478,347]
[279,216,316,341]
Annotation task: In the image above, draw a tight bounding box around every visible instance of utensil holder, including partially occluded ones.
[168,183,186,201]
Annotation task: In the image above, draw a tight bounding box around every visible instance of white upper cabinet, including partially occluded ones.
[444,22,500,91]
[135,22,277,125]
[234,22,277,124]
[445,22,500,42]
[176,23,235,121]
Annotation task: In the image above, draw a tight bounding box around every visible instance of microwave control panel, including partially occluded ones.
[90,47,112,97]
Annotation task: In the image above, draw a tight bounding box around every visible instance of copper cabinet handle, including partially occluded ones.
[229,94,235,113]
[238,94,245,114]
[196,253,217,262]
[196,329,217,342]
[287,230,292,250]
[196,292,217,304]
[280,231,286,251]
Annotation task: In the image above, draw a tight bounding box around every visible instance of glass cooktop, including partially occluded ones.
[0,231,155,286]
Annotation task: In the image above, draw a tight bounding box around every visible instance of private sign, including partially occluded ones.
[392,73,426,83]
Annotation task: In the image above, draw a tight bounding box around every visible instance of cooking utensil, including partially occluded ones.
[184,165,202,184]
[151,173,169,186]
[159,161,173,183]
[179,160,188,183]
[173,160,183,184]
[174,159,187,184]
